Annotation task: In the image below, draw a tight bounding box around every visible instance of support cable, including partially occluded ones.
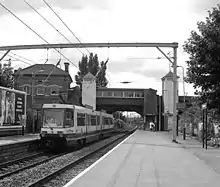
[24,0,84,56]
[0,52,32,65]
[0,2,78,68]
[42,0,90,54]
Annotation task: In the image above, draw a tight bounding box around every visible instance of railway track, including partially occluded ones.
[0,128,136,187]
[0,151,67,180]
[0,150,49,168]
[26,129,135,187]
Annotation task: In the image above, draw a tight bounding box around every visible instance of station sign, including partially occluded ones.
[201,103,207,110]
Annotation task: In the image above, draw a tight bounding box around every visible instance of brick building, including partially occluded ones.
[14,62,80,132]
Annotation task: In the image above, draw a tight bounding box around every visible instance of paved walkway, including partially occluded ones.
[65,130,220,187]
[176,133,220,175]
[0,133,40,146]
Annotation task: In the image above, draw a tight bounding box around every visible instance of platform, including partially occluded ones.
[64,130,220,187]
[0,133,40,147]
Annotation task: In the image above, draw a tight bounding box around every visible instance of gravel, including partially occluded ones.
[0,155,50,176]
[42,135,127,187]
[0,133,126,187]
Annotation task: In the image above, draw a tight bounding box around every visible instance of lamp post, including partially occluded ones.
[31,67,44,134]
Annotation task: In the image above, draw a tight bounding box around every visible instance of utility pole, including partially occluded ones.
[179,66,186,140]
[172,47,178,142]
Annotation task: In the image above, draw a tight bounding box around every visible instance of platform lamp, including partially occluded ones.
[32,67,44,134]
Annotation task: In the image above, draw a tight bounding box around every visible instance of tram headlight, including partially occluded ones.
[58,131,63,137]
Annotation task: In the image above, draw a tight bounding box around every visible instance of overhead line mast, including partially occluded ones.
[0,41,179,142]
[0,42,178,51]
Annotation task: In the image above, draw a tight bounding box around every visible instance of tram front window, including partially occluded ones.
[43,109,64,128]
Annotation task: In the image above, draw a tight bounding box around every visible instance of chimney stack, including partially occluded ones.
[64,62,69,73]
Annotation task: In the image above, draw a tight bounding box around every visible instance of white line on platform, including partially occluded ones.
[63,130,137,187]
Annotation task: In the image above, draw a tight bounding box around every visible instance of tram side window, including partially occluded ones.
[109,118,113,125]
[104,117,108,125]
[91,115,97,126]
[108,118,112,125]
[86,114,91,126]
[77,113,85,126]
[65,109,74,127]
[97,116,100,125]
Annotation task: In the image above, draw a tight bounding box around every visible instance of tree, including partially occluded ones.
[0,60,14,88]
[75,53,108,88]
[183,4,220,110]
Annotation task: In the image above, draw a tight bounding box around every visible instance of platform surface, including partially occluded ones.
[64,130,220,187]
[0,133,40,146]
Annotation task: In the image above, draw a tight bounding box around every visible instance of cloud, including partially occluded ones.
[0,0,109,16]
[0,0,201,96]
[189,0,219,16]
[107,60,144,73]
[132,68,169,81]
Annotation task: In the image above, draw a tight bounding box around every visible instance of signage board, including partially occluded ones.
[15,93,25,124]
[202,103,207,110]
[177,103,185,109]
[0,88,26,126]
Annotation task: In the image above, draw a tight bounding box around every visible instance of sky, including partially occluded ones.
[0,0,219,98]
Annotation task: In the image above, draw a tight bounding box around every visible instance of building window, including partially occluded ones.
[135,92,140,97]
[97,91,102,97]
[50,87,59,95]
[36,85,45,95]
[107,91,112,97]
[128,92,133,97]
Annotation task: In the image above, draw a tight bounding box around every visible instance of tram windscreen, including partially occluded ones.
[43,109,64,128]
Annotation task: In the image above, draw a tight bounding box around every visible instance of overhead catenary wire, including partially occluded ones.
[1,51,38,65]
[43,59,61,85]
[42,0,90,54]
[0,2,77,68]
[0,52,32,66]
[41,48,63,87]
[24,0,84,56]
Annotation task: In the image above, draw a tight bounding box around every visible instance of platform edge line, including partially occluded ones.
[63,130,137,187]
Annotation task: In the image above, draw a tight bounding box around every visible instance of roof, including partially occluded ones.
[18,64,69,76]
[83,72,96,80]
[161,71,180,80]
